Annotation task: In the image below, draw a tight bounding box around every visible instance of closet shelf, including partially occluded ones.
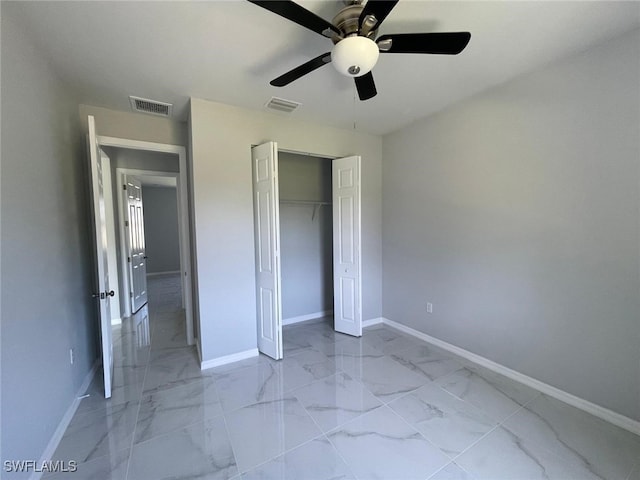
[279,199,332,221]
[279,199,332,206]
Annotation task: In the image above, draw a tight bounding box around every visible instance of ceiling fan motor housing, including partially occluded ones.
[331,4,376,40]
[330,3,380,77]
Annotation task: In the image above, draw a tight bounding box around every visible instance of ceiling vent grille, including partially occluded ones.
[265,96,301,113]
[129,96,173,117]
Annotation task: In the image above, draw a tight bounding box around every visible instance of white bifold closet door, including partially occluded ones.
[332,156,362,337]
[252,142,284,360]
[252,142,363,360]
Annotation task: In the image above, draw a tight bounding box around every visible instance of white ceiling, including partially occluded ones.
[6,1,639,135]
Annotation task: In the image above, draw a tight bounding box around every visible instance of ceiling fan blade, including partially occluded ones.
[377,32,471,54]
[355,72,377,101]
[248,0,340,38]
[359,0,399,30]
[270,52,332,87]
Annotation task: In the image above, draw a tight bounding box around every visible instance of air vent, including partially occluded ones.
[129,96,173,117]
[265,97,301,113]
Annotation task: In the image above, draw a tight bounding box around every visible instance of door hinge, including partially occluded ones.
[127,256,131,263]
[123,184,127,190]
[130,292,133,298]
[125,220,129,227]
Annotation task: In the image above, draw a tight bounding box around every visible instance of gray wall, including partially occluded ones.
[279,153,333,319]
[105,147,179,173]
[142,186,181,274]
[79,104,188,147]
[1,6,96,475]
[190,99,382,362]
[382,29,640,421]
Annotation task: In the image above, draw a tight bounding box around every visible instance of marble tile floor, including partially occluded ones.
[47,274,640,479]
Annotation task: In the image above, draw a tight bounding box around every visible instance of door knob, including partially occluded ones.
[105,290,115,297]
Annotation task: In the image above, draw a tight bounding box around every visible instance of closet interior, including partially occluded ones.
[278,151,334,339]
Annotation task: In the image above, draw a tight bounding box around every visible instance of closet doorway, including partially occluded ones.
[252,142,362,360]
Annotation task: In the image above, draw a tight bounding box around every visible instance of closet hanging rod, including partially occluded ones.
[279,199,332,206]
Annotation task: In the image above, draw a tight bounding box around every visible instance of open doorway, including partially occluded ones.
[86,116,195,399]
[278,152,334,345]
[251,142,362,361]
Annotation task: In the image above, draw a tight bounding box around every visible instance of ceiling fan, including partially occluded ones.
[248,0,471,101]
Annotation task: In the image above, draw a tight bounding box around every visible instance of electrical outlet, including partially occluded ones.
[426,302,433,314]
[69,348,74,365]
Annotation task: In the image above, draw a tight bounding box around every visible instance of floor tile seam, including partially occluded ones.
[234,427,329,475]
[147,349,199,366]
[131,408,227,448]
[416,380,501,420]
[382,401,460,469]
[426,379,529,435]
[433,366,503,408]
[445,422,502,471]
[380,377,439,407]
[383,381,501,446]
[51,441,130,475]
[321,429,363,480]
[148,333,189,345]
[625,460,639,480]
[292,378,385,436]
[480,398,613,480]
[127,355,227,443]
[280,344,322,359]
[378,381,426,406]
[332,365,398,408]
[205,363,266,381]
[63,401,142,438]
[379,350,440,384]
[219,407,242,478]
[495,399,626,480]
[142,365,207,396]
[287,370,345,396]
[69,396,135,420]
[322,400,450,480]
[124,316,153,480]
[425,461,473,480]
[219,389,306,417]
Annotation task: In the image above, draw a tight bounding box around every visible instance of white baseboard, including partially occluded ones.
[362,317,385,328]
[31,360,99,480]
[147,270,180,277]
[283,311,333,326]
[201,348,259,371]
[379,317,640,436]
[110,317,122,326]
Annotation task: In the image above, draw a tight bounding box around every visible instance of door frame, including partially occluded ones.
[99,149,122,325]
[97,136,195,346]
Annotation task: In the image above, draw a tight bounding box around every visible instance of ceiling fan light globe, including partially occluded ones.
[331,36,379,77]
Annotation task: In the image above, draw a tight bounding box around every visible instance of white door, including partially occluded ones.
[124,176,148,313]
[252,142,283,360]
[87,115,114,398]
[333,156,362,336]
